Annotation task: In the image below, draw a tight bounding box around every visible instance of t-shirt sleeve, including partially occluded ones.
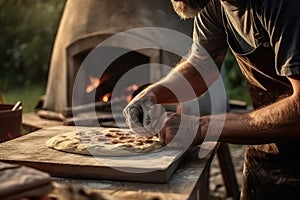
[192,0,228,60]
[259,0,300,76]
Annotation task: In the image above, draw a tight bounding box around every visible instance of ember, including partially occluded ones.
[98,84,139,104]
[101,93,111,103]
[86,76,101,93]
[125,84,139,103]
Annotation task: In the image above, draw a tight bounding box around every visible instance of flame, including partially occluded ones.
[86,76,101,93]
[102,93,111,103]
[126,84,138,92]
[94,84,139,103]
[125,84,139,103]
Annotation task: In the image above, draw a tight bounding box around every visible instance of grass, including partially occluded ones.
[1,85,45,113]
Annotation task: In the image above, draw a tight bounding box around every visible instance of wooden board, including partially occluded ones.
[22,112,63,131]
[51,142,218,200]
[0,126,186,183]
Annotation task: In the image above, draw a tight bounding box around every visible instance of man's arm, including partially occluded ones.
[123,47,226,135]
[144,49,227,105]
[200,75,300,145]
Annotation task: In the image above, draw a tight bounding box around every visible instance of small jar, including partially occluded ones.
[0,104,22,143]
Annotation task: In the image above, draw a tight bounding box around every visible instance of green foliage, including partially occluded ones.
[0,0,66,91]
[2,84,44,112]
[223,51,252,105]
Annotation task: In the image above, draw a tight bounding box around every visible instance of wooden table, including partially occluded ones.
[49,143,217,200]
[21,112,239,200]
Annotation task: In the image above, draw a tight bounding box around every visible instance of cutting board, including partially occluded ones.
[0,126,186,183]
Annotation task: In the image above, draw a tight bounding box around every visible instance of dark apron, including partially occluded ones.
[223,7,300,200]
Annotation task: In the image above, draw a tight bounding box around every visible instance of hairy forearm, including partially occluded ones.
[201,94,300,145]
[144,60,219,104]
[142,46,225,104]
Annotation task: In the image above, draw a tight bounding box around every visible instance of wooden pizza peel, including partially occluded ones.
[0,126,188,183]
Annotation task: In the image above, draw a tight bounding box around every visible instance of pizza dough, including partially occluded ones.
[46,128,164,156]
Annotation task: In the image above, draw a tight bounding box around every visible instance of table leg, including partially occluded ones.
[217,143,240,200]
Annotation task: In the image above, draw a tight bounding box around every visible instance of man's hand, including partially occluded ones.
[157,112,203,147]
[123,90,165,137]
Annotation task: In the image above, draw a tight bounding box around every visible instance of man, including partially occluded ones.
[123,0,300,199]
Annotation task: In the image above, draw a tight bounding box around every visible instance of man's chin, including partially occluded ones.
[171,0,200,19]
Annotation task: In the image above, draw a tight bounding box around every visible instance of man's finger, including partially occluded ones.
[144,104,166,134]
[158,131,166,144]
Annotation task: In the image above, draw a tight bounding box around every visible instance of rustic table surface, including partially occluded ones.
[19,112,219,200]
[50,142,218,200]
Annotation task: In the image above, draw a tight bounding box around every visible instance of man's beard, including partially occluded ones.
[171,0,211,19]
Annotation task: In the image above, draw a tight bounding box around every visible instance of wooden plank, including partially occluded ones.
[0,126,187,183]
[51,143,218,200]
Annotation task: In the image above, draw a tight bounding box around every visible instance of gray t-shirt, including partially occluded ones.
[193,0,300,198]
[193,0,300,76]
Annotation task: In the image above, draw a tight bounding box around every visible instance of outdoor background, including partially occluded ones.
[0,0,251,113]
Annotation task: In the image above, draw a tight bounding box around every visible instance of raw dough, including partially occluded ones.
[46,128,164,156]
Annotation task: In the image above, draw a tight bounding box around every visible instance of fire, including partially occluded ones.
[86,76,101,93]
[126,84,138,92]
[95,84,139,103]
[102,93,111,102]
[125,84,139,103]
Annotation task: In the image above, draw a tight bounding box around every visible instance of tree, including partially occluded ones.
[0,0,66,90]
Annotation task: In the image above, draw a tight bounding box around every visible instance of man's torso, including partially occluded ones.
[193,0,300,198]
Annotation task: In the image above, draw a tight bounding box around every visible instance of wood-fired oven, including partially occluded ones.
[41,0,193,126]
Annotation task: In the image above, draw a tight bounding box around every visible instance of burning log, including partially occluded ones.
[63,101,112,118]
[63,112,124,126]
[63,99,126,118]
[36,110,65,121]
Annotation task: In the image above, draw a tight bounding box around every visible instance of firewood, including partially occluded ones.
[63,101,112,117]
[36,110,65,121]
[63,99,126,117]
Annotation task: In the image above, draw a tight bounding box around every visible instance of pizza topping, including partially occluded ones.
[145,139,154,144]
[134,141,144,146]
[125,139,135,143]
[104,133,118,138]
[46,128,164,156]
[111,139,121,144]
[119,136,128,140]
